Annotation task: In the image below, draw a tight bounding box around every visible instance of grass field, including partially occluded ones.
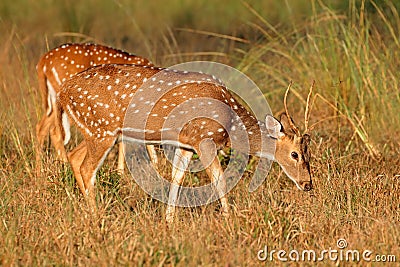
[0,0,399,266]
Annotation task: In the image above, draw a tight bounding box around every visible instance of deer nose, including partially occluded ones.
[301,181,313,191]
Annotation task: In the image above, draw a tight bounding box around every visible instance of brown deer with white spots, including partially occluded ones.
[56,64,312,223]
[35,43,153,175]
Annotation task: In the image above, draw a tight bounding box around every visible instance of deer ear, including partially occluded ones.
[265,115,282,139]
[279,113,291,132]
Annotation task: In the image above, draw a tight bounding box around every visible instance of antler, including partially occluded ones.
[304,80,315,133]
[284,81,301,136]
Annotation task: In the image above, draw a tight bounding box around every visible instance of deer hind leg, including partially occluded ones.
[35,107,69,176]
[67,141,88,196]
[35,65,49,176]
[117,142,125,175]
[79,138,117,205]
[166,148,193,224]
[204,156,229,217]
[35,113,52,176]
[49,110,69,162]
[198,140,229,217]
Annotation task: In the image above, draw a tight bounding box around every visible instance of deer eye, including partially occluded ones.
[291,151,299,160]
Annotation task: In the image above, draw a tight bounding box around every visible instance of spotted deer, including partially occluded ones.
[56,64,312,222]
[35,43,153,175]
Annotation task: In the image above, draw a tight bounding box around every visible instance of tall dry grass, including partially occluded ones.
[237,0,400,159]
[0,0,399,266]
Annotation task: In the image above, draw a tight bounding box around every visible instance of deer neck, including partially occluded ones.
[232,107,276,161]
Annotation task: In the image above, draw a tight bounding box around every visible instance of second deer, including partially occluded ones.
[35,43,153,175]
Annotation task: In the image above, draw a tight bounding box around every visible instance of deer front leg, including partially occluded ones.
[166,148,193,224]
[146,145,159,165]
[198,140,229,217]
[117,144,158,175]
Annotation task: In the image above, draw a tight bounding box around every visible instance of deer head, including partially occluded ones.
[264,82,313,191]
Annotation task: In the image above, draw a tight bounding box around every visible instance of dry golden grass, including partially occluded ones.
[0,0,399,266]
[1,142,399,265]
